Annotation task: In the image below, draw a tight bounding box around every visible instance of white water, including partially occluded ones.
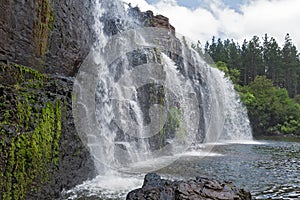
[69,0,253,199]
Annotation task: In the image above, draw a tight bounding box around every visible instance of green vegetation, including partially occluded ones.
[206,35,300,136]
[238,76,300,136]
[148,83,186,147]
[205,34,300,97]
[33,0,55,56]
[168,107,186,141]
[0,63,62,200]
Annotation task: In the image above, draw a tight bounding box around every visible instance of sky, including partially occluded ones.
[123,0,300,49]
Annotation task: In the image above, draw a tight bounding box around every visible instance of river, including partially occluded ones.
[62,140,299,199]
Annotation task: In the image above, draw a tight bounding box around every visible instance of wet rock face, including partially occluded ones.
[29,76,96,200]
[0,63,96,199]
[0,62,95,200]
[0,0,96,196]
[0,0,94,76]
[127,173,252,200]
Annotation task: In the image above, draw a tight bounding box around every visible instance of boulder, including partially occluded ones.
[127,173,251,200]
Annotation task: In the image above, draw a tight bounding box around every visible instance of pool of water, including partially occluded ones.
[158,140,299,199]
[62,140,300,199]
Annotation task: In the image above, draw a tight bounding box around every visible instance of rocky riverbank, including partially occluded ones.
[127,173,251,200]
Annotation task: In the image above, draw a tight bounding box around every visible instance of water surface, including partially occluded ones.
[158,140,300,199]
[62,140,299,199]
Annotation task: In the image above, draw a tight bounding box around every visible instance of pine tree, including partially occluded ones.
[241,39,250,85]
[281,34,299,97]
[262,34,283,87]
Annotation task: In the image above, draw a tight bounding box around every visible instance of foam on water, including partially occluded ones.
[204,140,267,146]
[63,173,144,200]
[179,151,223,157]
[219,140,267,145]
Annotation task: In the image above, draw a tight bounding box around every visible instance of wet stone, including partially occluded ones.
[126,173,251,200]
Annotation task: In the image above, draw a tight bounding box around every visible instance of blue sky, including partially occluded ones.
[124,0,300,49]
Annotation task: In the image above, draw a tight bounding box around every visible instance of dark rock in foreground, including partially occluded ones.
[127,173,251,200]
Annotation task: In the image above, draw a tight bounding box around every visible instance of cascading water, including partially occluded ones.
[221,76,253,141]
[66,0,253,199]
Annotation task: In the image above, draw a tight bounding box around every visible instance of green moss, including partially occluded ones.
[168,107,181,131]
[1,99,62,199]
[33,0,55,56]
[151,48,162,63]
[0,63,62,200]
[0,63,47,89]
[168,107,186,140]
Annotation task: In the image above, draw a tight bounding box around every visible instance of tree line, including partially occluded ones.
[203,34,300,136]
[205,34,300,97]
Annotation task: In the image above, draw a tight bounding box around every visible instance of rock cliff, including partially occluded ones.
[0,63,96,200]
[0,0,94,76]
[0,0,96,199]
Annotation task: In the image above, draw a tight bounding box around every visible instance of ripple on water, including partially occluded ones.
[61,141,299,200]
[253,184,300,199]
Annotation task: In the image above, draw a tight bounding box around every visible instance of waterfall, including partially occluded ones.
[72,0,252,183]
[65,0,254,198]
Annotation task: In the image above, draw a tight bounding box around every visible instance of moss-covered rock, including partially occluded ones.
[0,62,95,200]
[33,0,55,57]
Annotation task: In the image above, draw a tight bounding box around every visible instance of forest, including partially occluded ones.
[203,34,300,137]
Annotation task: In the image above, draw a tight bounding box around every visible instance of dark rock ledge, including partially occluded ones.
[126,173,251,200]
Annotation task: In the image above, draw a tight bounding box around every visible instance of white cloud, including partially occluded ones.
[155,1,219,42]
[123,0,300,49]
